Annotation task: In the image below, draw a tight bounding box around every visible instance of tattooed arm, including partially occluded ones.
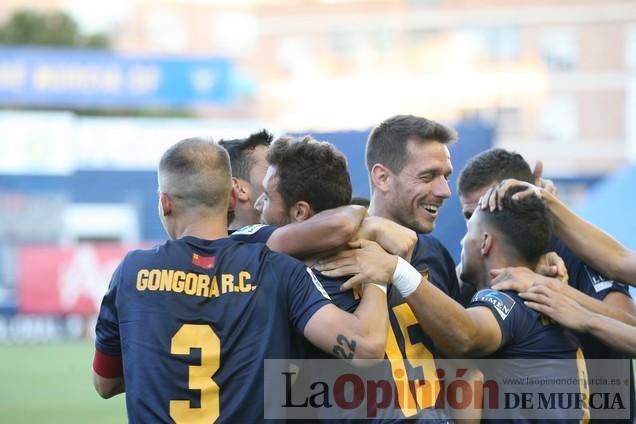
[303,241,395,365]
[304,283,389,365]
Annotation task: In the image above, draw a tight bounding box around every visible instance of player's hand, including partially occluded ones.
[314,240,397,291]
[526,274,565,293]
[479,179,541,212]
[492,266,566,295]
[533,160,558,198]
[519,284,587,332]
[490,267,537,292]
[535,251,569,283]
[357,216,417,261]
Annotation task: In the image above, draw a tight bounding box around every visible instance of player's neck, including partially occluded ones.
[228,205,258,231]
[173,215,228,241]
[367,196,389,220]
[227,216,251,231]
[485,254,532,288]
[227,221,241,231]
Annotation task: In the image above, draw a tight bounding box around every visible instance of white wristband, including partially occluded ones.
[392,256,422,298]
[364,282,388,295]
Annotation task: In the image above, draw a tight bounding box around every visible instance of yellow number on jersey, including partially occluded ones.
[170,324,220,423]
[385,303,441,416]
[576,348,590,424]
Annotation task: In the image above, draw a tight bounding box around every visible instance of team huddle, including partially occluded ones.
[91,115,636,423]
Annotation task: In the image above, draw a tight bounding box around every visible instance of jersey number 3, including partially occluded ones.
[170,324,220,423]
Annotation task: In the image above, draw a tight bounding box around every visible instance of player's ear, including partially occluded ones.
[481,232,492,257]
[232,177,250,202]
[290,201,312,223]
[228,184,239,211]
[370,163,391,193]
[159,192,172,217]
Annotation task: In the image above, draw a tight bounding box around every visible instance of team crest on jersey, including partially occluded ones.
[584,265,614,293]
[232,224,267,236]
[192,253,215,269]
[419,268,430,283]
[306,268,331,300]
[472,289,515,320]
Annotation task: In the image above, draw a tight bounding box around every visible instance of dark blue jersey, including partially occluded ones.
[95,236,331,423]
[469,288,589,423]
[454,238,632,422]
[410,234,461,301]
[382,232,463,404]
[550,237,630,302]
[230,223,277,244]
[231,224,361,314]
[232,228,461,302]
[232,225,453,422]
[470,288,582,359]
[549,238,634,423]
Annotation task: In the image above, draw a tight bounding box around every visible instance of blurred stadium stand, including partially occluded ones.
[576,164,636,251]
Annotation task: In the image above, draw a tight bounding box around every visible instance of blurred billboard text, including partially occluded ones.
[0,47,235,108]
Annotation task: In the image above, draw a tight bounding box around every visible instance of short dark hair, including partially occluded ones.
[458,148,534,198]
[159,137,231,211]
[482,185,552,267]
[366,115,457,174]
[267,136,352,213]
[350,196,370,208]
[219,129,273,181]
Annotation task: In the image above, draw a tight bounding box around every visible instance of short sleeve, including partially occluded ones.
[279,259,332,334]
[230,224,277,244]
[575,264,631,300]
[94,261,123,356]
[551,238,631,300]
[312,270,360,312]
[468,289,525,347]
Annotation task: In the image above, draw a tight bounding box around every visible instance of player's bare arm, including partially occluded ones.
[521,284,636,356]
[316,242,503,356]
[545,188,636,285]
[402,281,503,356]
[304,243,395,365]
[585,313,636,356]
[493,268,636,327]
[304,240,395,364]
[92,350,125,398]
[482,178,636,285]
[303,284,389,366]
[354,215,417,261]
[266,205,367,257]
[482,179,636,334]
[93,373,125,399]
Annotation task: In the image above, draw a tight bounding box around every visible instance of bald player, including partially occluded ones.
[92,137,393,423]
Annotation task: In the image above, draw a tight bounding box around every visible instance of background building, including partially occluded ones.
[2,0,636,175]
[0,2,633,422]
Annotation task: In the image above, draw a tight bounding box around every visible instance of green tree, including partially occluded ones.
[0,10,110,48]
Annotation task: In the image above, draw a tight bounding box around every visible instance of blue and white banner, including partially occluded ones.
[0,47,234,108]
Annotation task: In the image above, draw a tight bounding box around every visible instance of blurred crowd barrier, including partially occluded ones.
[0,243,138,342]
